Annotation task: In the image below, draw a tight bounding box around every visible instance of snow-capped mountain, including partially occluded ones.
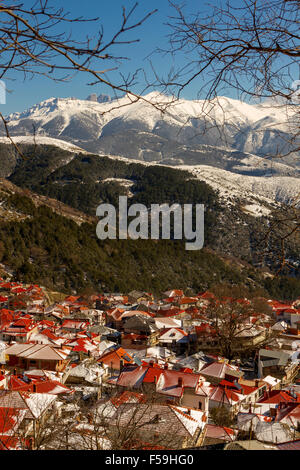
[2,92,299,213]
[3,92,299,167]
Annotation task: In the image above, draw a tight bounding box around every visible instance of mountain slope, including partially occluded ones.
[3,93,299,169]
[4,144,300,279]
[186,165,300,208]
[0,176,299,300]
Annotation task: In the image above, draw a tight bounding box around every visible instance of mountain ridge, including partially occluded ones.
[3,93,299,168]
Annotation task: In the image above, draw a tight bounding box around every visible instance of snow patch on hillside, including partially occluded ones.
[184,165,300,212]
[0,135,87,153]
[242,204,271,217]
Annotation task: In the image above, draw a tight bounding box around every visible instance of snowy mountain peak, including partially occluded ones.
[2,91,299,172]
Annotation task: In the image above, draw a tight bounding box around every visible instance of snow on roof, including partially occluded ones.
[23,393,57,419]
[158,327,188,342]
[255,421,294,444]
[156,369,203,397]
[69,363,104,383]
[117,366,148,388]
[263,375,281,387]
[4,343,71,361]
[154,317,182,329]
[205,423,237,441]
[170,406,203,436]
[146,345,171,355]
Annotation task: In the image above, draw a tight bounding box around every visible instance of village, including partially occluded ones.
[0,278,299,451]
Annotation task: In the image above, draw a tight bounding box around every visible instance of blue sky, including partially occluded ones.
[1,0,297,114]
[2,0,225,114]
[2,0,174,114]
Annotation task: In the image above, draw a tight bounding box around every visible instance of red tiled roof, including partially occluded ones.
[258,390,300,404]
[205,423,236,441]
[156,369,202,397]
[7,375,73,395]
[98,347,134,368]
[179,297,198,304]
[0,407,24,435]
[143,366,164,384]
[209,386,241,404]
[110,391,145,408]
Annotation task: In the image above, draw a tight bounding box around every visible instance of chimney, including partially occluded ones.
[149,360,154,368]
[178,377,183,387]
[164,363,168,370]
[33,383,37,393]
[255,379,259,387]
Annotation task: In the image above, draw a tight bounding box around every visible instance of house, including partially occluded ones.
[169,351,209,373]
[0,317,38,343]
[252,420,295,444]
[109,363,211,411]
[94,390,146,419]
[208,385,244,415]
[156,368,211,411]
[6,374,73,395]
[271,321,289,334]
[29,328,65,347]
[127,291,153,304]
[236,411,273,434]
[65,361,104,398]
[0,390,58,448]
[176,297,199,310]
[4,343,72,372]
[64,337,99,361]
[163,290,184,299]
[110,403,207,449]
[202,423,238,446]
[97,325,120,343]
[199,361,243,385]
[60,319,90,333]
[258,348,300,383]
[154,317,182,330]
[208,379,267,416]
[262,375,282,390]
[98,347,135,376]
[274,403,300,430]
[122,314,158,347]
[0,341,7,364]
[110,363,164,397]
[121,333,149,350]
[157,327,191,354]
[255,389,300,416]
